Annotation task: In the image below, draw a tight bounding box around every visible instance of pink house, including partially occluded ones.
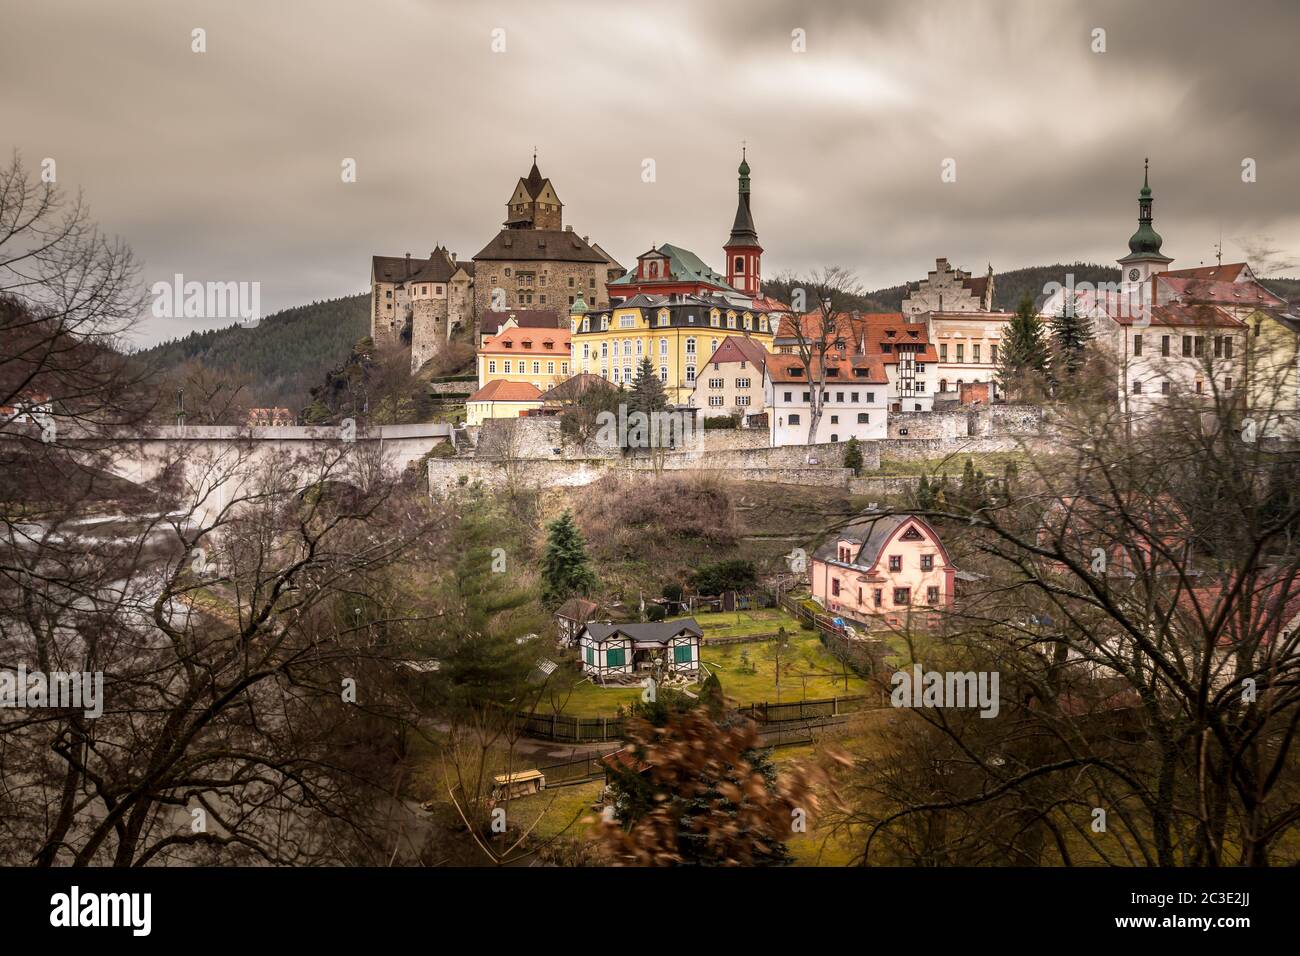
[810,515,955,625]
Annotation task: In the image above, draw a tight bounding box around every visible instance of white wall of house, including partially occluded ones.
[765,378,887,446]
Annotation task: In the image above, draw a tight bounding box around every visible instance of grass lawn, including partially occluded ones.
[547,607,868,716]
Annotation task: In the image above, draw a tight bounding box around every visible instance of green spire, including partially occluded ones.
[1127,157,1164,256]
[571,290,589,314]
[738,145,750,193]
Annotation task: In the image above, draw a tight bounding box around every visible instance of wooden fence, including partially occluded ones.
[515,689,887,744]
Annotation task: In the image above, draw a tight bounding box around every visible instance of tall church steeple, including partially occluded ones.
[1117,158,1172,287]
[724,146,763,297]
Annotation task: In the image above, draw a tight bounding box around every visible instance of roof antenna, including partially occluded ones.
[1216,224,1223,267]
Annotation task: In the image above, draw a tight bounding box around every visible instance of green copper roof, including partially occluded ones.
[1126,158,1164,257]
[609,243,739,293]
[571,290,589,313]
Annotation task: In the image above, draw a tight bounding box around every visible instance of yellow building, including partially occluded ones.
[569,293,778,405]
[465,380,543,426]
[476,326,572,392]
[1243,305,1300,439]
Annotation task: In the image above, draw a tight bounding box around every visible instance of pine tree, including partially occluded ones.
[629,356,667,417]
[998,293,1050,399]
[1049,303,1094,383]
[541,510,599,607]
[843,437,864,476]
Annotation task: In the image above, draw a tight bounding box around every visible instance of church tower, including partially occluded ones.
[504,153,563,231]
[1117,158,1173,289]
[723,148,763,296]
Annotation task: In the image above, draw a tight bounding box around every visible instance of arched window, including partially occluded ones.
[735,256,744,272]
[939,379,947,392]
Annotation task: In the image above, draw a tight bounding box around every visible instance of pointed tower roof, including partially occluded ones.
[726,147,760,247]
[1120,158,1171,263]
[524,157,546,198]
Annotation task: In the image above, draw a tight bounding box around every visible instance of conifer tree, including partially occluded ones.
[843,437,864,476]
[540,510,599,607]
[997,294,1050,399]
[629,356,667,418]
[1049,302,1094,383]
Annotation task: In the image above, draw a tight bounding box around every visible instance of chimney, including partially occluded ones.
[404,252,411,278]
[565,225,573,232]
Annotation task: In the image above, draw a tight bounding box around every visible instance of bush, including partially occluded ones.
[662,583,683,603]
[703,414,740,430]
[690,558,757,595]
[646,604,667,622]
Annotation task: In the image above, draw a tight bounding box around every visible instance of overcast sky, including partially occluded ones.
[4,0,1298,347]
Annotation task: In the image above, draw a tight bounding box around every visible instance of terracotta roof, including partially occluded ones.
[766,352,888,385]
[1157,275,1284,309]
[1118,302,1244,329]
[468,380,543,403]
[479,327,571,355]
[479,310,566,338]
[473,228,608,263]
[777,311,938,364]
[555,597,600,621]
[1163,263,1251,282]
[702,335,770,370]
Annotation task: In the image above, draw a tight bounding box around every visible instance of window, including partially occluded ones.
[893,587,911,605]
[783,391,792,402]
[1134,334,1143,356]
[708,378,724,389]
[532,361,540,374]
[585,645,594,665]
[547,362,555,374]
[709,396,724,407]
[926,586,940,604]
[488,360,497,373]
[873,589,882,607]
[830,434,838,442]
[734,256,744,272]
[606,648,626,668]
[866,392,875,403]
[956,344,964,363]
[788,413,801,425]
[1182,335,1192,357]
[1161,380,1171,395]
[920,554,933,571]
[888,555,902,572]
[660,338,668,356]
[831,579,841,596]
[503,360,512,373]
[685,365,696,384]
[1161,335,1170,356]
[686,338,696,355]
[1133,381,1143,394]
[857,413,869,423]
[851,392,859,402]
[990,344,998,363]
[737,395,750,406]
[582,343,590,359]
[1224,337,1234,359]
[830,415,839,424]
[581,316,589,331]
[620,314,636,329]
[1225,376,1233,390]
[659,366,668,382]
[972,344,981,363]
[737,378,751,389]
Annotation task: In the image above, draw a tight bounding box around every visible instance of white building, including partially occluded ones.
[902,257,995,316]
[922,311,1014,400]
[765,351,888,446]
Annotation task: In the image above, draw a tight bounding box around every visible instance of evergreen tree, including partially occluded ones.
[629,356,667,417]
[1049,303,1094,383]
[998,293,1050,399]
[917,473,933,510]
[540,510,598,607]
[843,437,864,476]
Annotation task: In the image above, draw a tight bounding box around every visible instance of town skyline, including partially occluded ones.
[3,0,1298,347]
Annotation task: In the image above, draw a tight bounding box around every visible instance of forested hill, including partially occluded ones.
[136,293,369,409]
[763,262,1121,313]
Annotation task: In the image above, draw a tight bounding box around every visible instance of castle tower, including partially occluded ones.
[723,148,763,296]
[504,153,563,230]
[1117,158,1173,289]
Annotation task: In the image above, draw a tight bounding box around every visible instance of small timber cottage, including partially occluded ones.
[810,515,955,625]
[576,619,703,679]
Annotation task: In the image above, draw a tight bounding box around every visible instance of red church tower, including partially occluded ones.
[723,148,762,296]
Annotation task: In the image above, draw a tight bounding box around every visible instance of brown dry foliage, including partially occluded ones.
[573,473,738,561]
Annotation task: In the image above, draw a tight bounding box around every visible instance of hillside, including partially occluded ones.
[136,293,369,409]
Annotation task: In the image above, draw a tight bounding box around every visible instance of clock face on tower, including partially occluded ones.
[1128,268,1141,281]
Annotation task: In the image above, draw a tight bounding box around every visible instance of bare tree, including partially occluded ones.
[783,267,864,445]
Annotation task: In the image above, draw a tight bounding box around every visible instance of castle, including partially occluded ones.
[369,157,622,372]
